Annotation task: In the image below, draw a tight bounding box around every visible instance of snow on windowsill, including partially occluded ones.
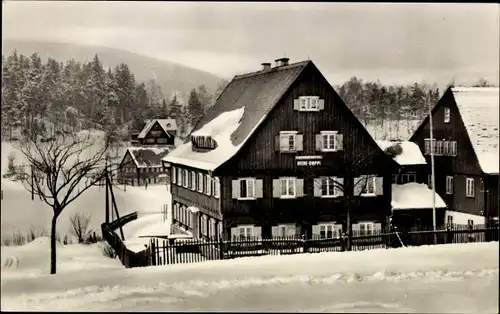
[361,193,377,197]
[237,197,257,201]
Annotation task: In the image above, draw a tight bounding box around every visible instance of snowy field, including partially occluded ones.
[1,241,498,312]
[1,138,170,242]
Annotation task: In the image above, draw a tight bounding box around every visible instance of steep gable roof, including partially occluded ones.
[122,147,170,168]
[163,61,310,170]
[138,119,177,139]
[410,86,499,175]
[451,87,499,174]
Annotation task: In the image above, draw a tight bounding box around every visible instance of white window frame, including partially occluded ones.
[320,131,337,152]
[446,176,453,194]
[466,178,475,198]
[191,171,196,190]
[177,168,183,186]
[321,176,339,198]
[318,223,340,239]
[238,178,256,200]
[401,172,416,184]
[206,174,212,195]
[183,169,189,188]
[235,225,254,240]
[279,131,298,152]
[214,177,220,199]
[280,177,296,198]
[172,166,177,184]
[444,107,451,123]
[359,175,376,196]
[359,222,375,236]
[197,173,203,193]
[298,96,320,112]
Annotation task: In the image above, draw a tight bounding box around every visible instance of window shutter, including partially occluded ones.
[255,179,264,198]
[375,177,384,195]
[336,134,343,151]
[351,223,360,236]
[230,227,238,240]
[318,99,325,110]
[293,99,299,110]
[374,223,382,234]
[253,226,262,239]
[272,179,281,198]
[353,177,362,195]
[286,225,297,237]
[232,179,240,199]
[296,134,304,151]
[312,225,320,239]
[207,175,212,195]
[313,178,322,197]
[452,141,457,156]
[279,134,288,151]
[335,177,344,196]
[296,178,304,197]
[334,224,343,236]
[315,134,322,151]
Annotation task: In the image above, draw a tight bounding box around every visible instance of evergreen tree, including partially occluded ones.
[196,84,213,113]
[187,88,204,127]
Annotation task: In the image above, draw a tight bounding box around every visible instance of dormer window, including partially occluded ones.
[294,96,324,112]
[191,135,217,150]
[166,123,171,128]
[444,107,451,123]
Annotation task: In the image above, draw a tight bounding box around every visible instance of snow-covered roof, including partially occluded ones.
[124,147,170,168]
[376,140,427,166]
[163,61,309,171]
[137,119,177,139]
[163,108,248,170]
[451,87,499,175]
[391,183,447,210]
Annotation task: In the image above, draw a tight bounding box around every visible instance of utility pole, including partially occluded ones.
[428,91,437,244]
[105,156,110,224]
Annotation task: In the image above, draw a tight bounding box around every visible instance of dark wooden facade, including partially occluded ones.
[117,150,168,186]
[410,88,498,223]
[212,62,393,238]
[139,121,175,146]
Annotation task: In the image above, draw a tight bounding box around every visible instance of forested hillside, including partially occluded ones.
[1,51,228,141]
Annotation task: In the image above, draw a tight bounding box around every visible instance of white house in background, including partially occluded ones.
[377,140,447,229]
[410,86,499,227]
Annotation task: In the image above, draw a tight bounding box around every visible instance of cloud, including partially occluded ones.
[2,2,498,82]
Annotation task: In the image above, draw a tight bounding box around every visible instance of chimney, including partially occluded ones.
[274,57,290,67]
[261,62,271,71]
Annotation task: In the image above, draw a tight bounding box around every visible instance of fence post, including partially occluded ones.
[151,239,156,266]
[446,225,453,244]
[219,237,225,260]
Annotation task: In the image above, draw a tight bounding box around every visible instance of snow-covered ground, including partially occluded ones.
[1,175,170,243]
[1,241,498,312]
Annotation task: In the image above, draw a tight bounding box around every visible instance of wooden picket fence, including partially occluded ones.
[147,225,499,267]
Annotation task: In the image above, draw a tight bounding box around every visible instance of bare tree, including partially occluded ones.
[312,146,386,250]
[17,130,116,274]
[69,211,92,243]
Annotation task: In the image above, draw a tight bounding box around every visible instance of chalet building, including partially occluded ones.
[135,119,178,146]
[118,147,170,186]
[376,140,447,229]
[410,87,499,227]
[163,58,394,241]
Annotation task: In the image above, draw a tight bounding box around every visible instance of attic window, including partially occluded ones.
[166,123,171,128]
[294,96,324,112]
[192,135,217,150]
[444,107,451,123]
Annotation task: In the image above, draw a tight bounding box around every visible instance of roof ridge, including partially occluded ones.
[233,60,310,80]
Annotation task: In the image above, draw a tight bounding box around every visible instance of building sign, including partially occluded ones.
[296,155,323,167]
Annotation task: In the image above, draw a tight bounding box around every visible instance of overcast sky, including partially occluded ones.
[2,2,499,84]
